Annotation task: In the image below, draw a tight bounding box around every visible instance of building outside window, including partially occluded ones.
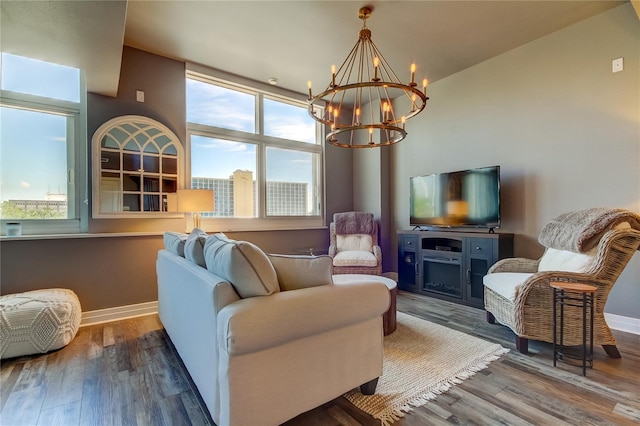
[186,69,324,230]
[0,53,87,235]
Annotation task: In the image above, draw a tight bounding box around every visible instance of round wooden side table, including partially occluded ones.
[551,281,597,376]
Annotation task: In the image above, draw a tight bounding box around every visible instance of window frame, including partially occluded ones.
[186,67,325,231]
[90,115,185,219]
[0,86,88,236]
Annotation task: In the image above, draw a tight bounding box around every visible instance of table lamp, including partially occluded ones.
[177,189,214,229]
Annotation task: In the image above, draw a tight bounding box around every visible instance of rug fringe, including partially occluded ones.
[373,347,510,426]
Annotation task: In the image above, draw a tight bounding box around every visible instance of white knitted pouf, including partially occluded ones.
[0,288,82,359]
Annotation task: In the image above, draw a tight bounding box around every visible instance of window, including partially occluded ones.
[0,53,86,235]
[186,70,324,230]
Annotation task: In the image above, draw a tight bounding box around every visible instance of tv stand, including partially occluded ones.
[398,230,513,308]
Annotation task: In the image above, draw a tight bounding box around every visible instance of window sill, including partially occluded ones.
[0,232,164,241]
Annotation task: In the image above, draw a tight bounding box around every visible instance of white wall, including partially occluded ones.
[389,3,640,318]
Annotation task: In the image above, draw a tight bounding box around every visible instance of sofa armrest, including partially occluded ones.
[488,257,540,274]
[328,244,337,257]
[268,254,333,291]
[217,281,389,356]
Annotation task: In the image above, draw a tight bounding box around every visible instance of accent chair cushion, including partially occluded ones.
[204,233,280,298]
[268,254,333,291]
[184,228,208,267]
[163,232,188,257]
[483,272,533,302]
[336,234,373,253]
[333,250,378,267]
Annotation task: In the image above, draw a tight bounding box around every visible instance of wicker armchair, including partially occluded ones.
[484,227,640,358]
[328,212,382,275]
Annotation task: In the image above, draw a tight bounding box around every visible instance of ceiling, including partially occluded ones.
[1,1,631,98]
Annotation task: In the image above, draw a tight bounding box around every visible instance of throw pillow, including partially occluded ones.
[267,254,333,291]
[163,232,188,257]
[336,234,373,252]
[184,228,208,267]
[203,233,279,298]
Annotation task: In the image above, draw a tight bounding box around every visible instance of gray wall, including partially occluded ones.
[389,4,640,318]
[1,47,353,312]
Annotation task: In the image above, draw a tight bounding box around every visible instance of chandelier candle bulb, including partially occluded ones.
[369,127,373,144]
[411,63,416,85]
[373,57,379,81]
[331,65,336,87]
[423,78,428,93]
[307,81,312,99]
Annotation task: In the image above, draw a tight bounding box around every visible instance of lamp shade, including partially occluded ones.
[177,189,214,213]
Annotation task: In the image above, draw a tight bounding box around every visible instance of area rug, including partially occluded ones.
[344,312,509,426]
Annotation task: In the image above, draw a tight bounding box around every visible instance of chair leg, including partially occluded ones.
[602,345,622,359]
[516,336,529,354]
[360,378,379,395]
[486,311,496,324]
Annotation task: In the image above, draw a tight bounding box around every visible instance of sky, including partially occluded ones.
[1,53,78,202]
[186,78,317,184]
[1,53,319,205]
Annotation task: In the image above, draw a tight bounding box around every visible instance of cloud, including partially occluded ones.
[20,181,31,188]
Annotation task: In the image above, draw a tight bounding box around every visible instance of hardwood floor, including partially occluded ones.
[1,291,638,425]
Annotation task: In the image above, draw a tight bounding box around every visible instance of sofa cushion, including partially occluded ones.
[483,272,533,302]
[204,233,279,298]
[163,232,188,257]
[333,250,378,267]
[185,228,208,267]
[336,234,373,252]
[268,254,333,291]
[538,247,596,273]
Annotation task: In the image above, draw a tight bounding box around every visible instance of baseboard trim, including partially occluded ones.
[78,301,640,336]
[605,313,640,335]
[80,301,158,327]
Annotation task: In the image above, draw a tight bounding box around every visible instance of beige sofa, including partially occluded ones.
[157,230,390,426]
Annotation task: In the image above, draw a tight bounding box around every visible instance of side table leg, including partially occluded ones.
[553,288,557,367]
[582,292,587,376]
[589,293,594,370]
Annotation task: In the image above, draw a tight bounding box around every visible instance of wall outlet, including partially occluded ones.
[612,58,623,73]
[136,90,145,102]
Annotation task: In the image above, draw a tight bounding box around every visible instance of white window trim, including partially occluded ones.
[185,65,326,232]
[0,87,88,235]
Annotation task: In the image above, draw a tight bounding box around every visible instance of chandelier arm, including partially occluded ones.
[334,41,360,89]
[369,39,405,85]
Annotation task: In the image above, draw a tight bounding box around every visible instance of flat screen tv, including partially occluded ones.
[410,165,501,230]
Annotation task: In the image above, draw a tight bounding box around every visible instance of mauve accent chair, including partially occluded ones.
[329,211,382,275]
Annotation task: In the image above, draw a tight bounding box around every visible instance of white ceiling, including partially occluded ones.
[1,1,629,97]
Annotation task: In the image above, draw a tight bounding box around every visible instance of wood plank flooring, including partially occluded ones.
[1,291,638,425]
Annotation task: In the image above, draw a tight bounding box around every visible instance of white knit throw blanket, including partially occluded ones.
[538,207,640,253]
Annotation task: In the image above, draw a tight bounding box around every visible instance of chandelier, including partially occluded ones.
[307,6,428,148]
